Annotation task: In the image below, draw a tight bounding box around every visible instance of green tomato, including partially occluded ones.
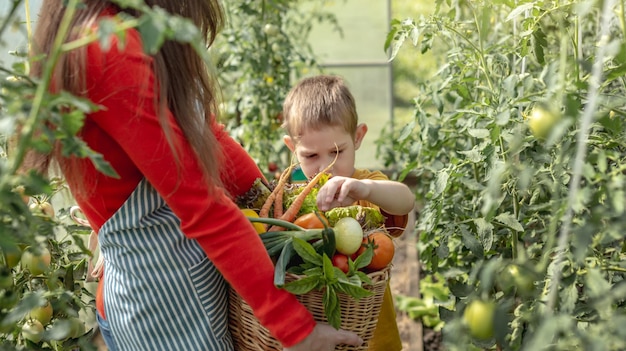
[21,319,44,344]
[463,300,495,340]
[29,301,53,326]
[263,23,279,36]
[506,264,535,296]
[2,241,22,269]
[527,105,561,140]
[21,247,51,276]
[0,267,13,289]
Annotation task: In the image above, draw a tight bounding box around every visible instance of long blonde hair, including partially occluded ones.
[27,0,225,193]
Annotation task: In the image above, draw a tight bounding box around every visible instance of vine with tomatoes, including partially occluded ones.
[381,1,626,350]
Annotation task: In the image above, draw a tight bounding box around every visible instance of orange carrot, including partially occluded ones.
[274,182,285,218]
[268,151,338,230]
[259,163,295,219]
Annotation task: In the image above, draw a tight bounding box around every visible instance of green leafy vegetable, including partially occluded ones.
[324,205,385,230]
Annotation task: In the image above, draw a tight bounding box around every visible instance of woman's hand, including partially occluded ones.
[284,323,363,351]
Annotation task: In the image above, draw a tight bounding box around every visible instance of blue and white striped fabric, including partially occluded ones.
[98,178,233,350]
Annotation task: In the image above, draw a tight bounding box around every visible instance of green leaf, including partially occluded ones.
[355,271,372,285]
[61,109,85,135]
[585,268,611,299]
[353,245,373,270]
[475,219,494,252]
[505,3,534,22]
[560,281,578,313]
[274,239,294,288]
[461,228,484,259]
[137,11,168,54]
[322,254,336,283]
[494,212,523,232]
[531,27,547,65]
[324,286,341,329]
[336,282,373,300]
[283,275,320,295]
[292,237,322,266]
[433,168,449,197]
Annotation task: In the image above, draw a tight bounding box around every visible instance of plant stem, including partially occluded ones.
[545,0,616,313]
[7,0,79,176]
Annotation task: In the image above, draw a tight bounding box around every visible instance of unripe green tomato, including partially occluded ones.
[21,247,51,276]
[463,300,495,340]
[2,241,22,269]
[29,301,53,326]
[527,105,561,140]
[263,23,279,36]
[21,319,44,343]
[506,264,535,296]
[0,267,13,289]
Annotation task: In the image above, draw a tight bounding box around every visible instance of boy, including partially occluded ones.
[282,74,415,350]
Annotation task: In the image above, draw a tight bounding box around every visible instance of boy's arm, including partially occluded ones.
[381,210,409,238]
[317,176,415,216]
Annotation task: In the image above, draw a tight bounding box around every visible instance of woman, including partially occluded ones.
[26,1,362,350]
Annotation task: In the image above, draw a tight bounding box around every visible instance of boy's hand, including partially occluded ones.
[316,176,369,211]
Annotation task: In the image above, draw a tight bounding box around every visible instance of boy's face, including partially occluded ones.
[284,124,367,179]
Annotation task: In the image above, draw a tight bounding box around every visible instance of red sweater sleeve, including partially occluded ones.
[82,28,314,347]
[213,122,266,197]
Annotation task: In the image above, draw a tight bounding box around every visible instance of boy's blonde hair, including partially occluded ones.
[282,75,358,141]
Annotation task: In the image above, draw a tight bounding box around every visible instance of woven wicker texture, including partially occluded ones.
[228,267,390,351]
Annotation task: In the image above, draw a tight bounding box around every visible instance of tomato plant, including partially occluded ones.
[213,0,340,176]
[384,1,626,349]
[294,212,329,229]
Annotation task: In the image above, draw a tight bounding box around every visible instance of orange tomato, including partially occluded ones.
[293,212,329,229]
[363,231,395,271]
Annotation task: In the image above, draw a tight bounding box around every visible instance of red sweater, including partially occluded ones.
[66,11,315,347]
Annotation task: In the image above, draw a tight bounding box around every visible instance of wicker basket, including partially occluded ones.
[228,267,390,351]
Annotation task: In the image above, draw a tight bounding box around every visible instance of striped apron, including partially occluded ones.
[98,178,233,350]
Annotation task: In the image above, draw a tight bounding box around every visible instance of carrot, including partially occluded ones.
[268,150,338,231]
[273,182,285,218]
[259,163,295,219]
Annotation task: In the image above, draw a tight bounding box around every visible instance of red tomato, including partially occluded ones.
[331,253,349,273]
[268,162,278,172]
[294,212,329,229]
[350,243,366,261]
[364,231,395,271]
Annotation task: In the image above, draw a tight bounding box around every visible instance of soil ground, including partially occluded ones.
[390,210,443,351]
